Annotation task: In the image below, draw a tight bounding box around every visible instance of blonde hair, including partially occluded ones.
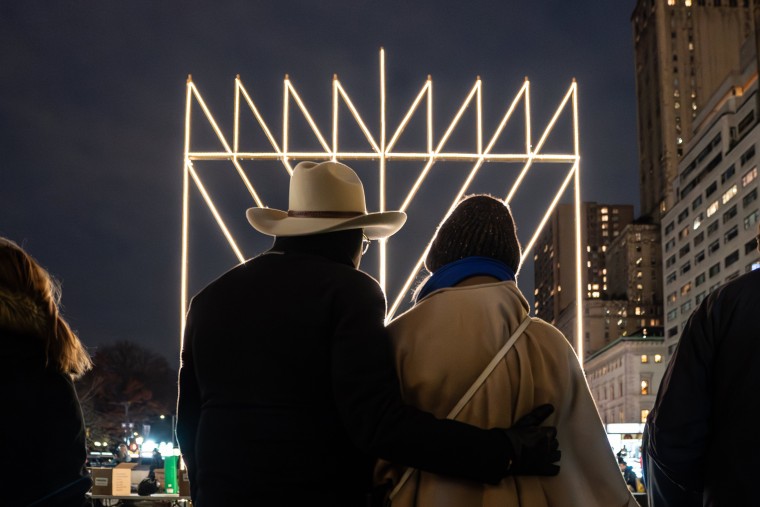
[0,238,92,379]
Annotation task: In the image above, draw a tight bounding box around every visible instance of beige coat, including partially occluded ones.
[378,280,638,507]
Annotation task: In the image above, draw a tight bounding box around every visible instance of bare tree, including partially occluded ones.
[76,340,177,447]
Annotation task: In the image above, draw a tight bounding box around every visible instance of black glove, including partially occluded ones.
[502,403,561,476]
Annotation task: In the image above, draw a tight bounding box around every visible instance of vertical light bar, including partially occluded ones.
[283,75,290,163]
[572,80,584,364]
[180,75,192,345]
[477,77,482,155]
[379,48,387,290]
[332,74,339,162]
[524,78,532,155]
[234,75,241,153]
[427,76,433,155]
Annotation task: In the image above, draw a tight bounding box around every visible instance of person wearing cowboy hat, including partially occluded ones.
[176,161,560,507]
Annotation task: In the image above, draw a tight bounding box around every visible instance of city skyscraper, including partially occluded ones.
[632,0,754,221]
[606,220,664,336]
[533,202,634,357]
[661,48,760,355]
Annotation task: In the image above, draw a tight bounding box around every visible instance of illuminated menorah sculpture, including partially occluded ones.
[181,49,584,361]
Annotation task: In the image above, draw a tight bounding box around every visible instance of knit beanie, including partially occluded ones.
[425,194,521,274]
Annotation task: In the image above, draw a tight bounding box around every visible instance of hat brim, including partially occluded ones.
[246,207,406,239]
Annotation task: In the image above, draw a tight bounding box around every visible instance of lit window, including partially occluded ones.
[641,409,650,423]
[743,166,757,187]
[685,0,692,5]
[693,212,703,230]
[722,184,738,204]
[641,380,650,395]
[707,200,719,217]
[655,354,663,363]
[641,354,649,363]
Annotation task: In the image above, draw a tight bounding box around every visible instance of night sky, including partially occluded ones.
[1,1,640,367]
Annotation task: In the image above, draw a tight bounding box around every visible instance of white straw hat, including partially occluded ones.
[246,161,406,239]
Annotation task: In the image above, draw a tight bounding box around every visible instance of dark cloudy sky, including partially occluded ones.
[0,1,640,367]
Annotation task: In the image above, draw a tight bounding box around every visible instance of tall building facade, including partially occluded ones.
[632,0,754,221]
[606,221,665,337]
[661,51,760,355]
[533,202,634,356]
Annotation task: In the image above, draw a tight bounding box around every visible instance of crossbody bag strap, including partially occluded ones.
[388,314,533,501]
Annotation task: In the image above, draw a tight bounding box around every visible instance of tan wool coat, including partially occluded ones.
[377,280,638,507]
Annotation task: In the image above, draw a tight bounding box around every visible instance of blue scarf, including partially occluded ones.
[415,256,516,303]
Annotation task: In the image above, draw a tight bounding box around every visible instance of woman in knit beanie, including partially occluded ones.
[413,194,522,303]
[377,195,639,507]
[425,194,521,275]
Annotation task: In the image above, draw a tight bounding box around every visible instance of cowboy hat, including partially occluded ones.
[246,161,406,239]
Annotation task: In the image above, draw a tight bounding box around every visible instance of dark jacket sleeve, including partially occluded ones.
[330,272,511,484]
[646,295,714,494]
[177,303,201,498]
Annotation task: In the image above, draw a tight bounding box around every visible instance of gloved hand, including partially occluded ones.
[502,403,561,476]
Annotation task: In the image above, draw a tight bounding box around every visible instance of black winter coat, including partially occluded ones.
[0,330,89,506]
[177,247,512,506]
[646,268,760,506]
